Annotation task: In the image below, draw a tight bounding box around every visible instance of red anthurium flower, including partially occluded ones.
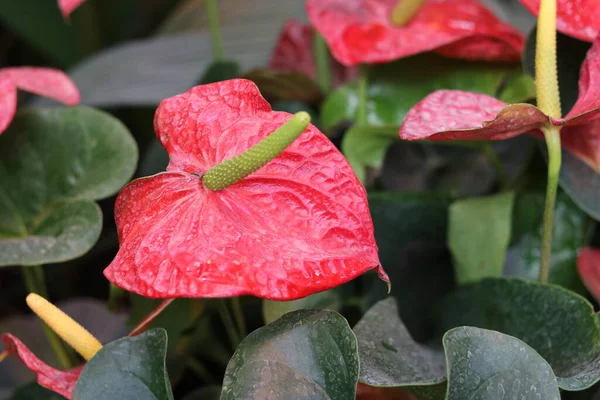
[577,247,600,304]
[269,20,358,87]
[2,335,82,399]
[57,0,88,18]
[105,79,388,300]
[0,67,80,134]
[306,0,525,66]
[399,35,600,172]
[519,0,600,42]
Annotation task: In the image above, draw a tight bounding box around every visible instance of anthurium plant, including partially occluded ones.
[2,0,600,399]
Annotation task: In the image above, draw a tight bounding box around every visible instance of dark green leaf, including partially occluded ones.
[262,290,342,325]
[182,386,222,400]
[242,69,323,106]
[221,309,359,400]
[449,192,514,285]
[199,60,241,84]
[73,329,174,400]
[436,277,600,390]
[0,107,137,266]
[0,0,80,66]
[497,71,536,103]
[341,126,396,183]
[8,383,63,400]
[444,327,560,399]
[354,298,446,398]
[558,148,600,221]
[366,192,455,341]
[504,192,592,293]
[522,27,591,115]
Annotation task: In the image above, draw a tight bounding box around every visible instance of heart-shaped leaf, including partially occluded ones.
[353,298,447,399]
[444,326,560,399]
[365,192,454,341]
[221,309,359,400]
[449,192,515,285]
[436,277,600,390]
[73,329,173,400]
[0,107,137,266]
[504,191,592,293]
[262,290,342,325]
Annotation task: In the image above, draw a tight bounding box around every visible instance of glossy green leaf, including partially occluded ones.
[262,290,342,325]
[341,126,397,183]
[353,298,446,399]
[497,71,536,103]
[322,54,514,131]
[8,383,62,400]
[444,327,560,399]
[558,148,600,222]
[0,107,137,266]
[73,329,174,400]
[436,277,600,390]
[366,192,455,341]
[449,192,514,285]
[504,192,592,293]
[221,309,359,400]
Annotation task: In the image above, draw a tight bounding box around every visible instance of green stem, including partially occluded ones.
[481,143,510,189]
[218,299,241,350]
[357,65,369,125]
[539,125,561,283]
[206,0,224,61]
[21,266,72,369]
[231,297,247,338]
[313,33,332,94]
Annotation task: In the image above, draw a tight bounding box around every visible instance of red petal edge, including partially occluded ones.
[268,20,358,87]
[518,0,600,42]
[105,79,387,300]
[57,0,88,18]
[2,334,82,399]
[399,90,548,141]
[577,247,600,304]
[0,75,17,135]
[306,0,525,66]
[1,67,80,106]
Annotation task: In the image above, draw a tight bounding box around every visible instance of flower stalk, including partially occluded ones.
[314,33,332,94]
[535,0,561,283]
[206,0,224,61]
[203,111,311,191]
[26,293,102,361]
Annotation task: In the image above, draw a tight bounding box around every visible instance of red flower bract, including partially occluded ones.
[2,334,82,399]
[269,20,358,87]
[399,36,600,172]
[0,67,80,134]
[306,0,525,66]
[518,0,600,42]
[577,247,600,304]
[57,0,88,18]
[105,79,387,300]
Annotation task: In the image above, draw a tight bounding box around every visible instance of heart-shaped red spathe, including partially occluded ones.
[0,67,80,134]
[105,79,387,300]
[2,334,82,399]
[269,20,358,87]
[306,0,525,66]
[577,247,600,303]
[399,35,600,172]
[519,0,600,42]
